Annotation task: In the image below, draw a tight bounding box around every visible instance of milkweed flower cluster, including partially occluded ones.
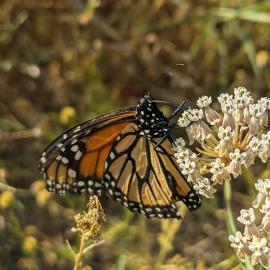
[229,179,270,268]
[173,87,270,198]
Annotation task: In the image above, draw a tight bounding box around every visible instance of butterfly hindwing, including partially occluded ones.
[153,138,201,211]
[104,123,200,219]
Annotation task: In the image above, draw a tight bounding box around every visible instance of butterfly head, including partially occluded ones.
[137,93,169,139]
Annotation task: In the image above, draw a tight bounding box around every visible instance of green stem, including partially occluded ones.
[244,255,255,270]
[73,235,85,270]
[224,180,236,235]
[241,166,256,194]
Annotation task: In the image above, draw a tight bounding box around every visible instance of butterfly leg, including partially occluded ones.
[154,133,169,150]
[167,100,189,121]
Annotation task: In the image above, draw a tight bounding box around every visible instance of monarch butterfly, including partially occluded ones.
[39,93,201,219]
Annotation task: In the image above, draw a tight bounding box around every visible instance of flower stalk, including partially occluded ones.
[70,196,106,270]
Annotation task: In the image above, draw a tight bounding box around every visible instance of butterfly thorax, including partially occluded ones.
[136,94,169,139]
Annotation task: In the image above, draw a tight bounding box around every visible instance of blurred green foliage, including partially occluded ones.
[1,0,270,269]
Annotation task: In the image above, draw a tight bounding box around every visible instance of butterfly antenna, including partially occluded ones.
[143,64,184,95]
[152,100,170,104]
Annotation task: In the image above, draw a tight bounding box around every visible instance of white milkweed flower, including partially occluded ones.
[218,93,234,105]
[249,237,269,267]
[227,148,247,178]
[233,87,254,124]
[229,179,270,268]
[249,103,266,135]
[229,231,246,249]
[252,179,270,209]
[179,108,211,144]
[245,137,263,167]
[173,137,186,149]
[178,116,191,128]
[237,208,256,226]
[173,87,270,199]
[258,97,270,128]
[193,177,216,198]
[258,97,270,110]
[260,211,270,232]
[216,126,234,156]
[218,94,235,128]
[197,96,221,125]
[197,96,212,108]
[260,199,270,214]
[210,158,231,185]
[229,231,251,261]
[259,132,270,163]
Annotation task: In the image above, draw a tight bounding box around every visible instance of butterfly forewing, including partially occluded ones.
[39,108,136,195]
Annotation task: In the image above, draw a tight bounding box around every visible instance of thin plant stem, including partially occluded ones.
[241,166,256,194]
[65,239,75,257]
[224,180,236,235]
[73,235,86,270]
[83,240,105,255]
[0,127,41,140]
[244,255,255,270]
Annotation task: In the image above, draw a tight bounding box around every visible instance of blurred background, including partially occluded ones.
[1,0,270,269]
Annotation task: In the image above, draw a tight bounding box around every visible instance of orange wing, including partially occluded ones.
[39,108,136,195]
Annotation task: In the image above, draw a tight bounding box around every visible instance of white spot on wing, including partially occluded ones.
[110,181,115,187]
[75,150,82,160]
[77,181,85,187]
[88,180,94,186]
[62,157,69,164]
[71,145,79,152]
[95,182,101,188]
[110,152,115,159]
[74,126,81,132]
[68,168,76,178]
[46,180,52,186]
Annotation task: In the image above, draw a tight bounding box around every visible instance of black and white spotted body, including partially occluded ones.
[136,93,169,140]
